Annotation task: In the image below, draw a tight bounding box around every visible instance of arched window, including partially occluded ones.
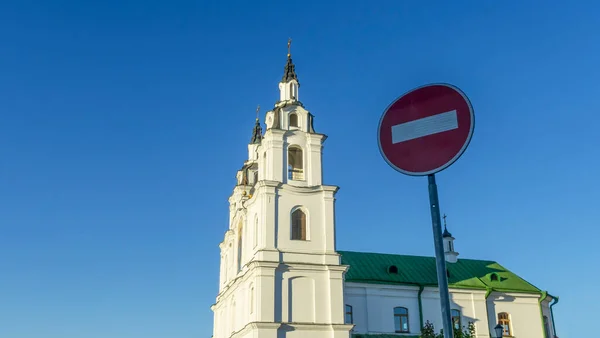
[345,304,353,324]
[289,113,299,128]
[288,146,304,180]
[388,265,398,274]
[451,309,461,330]
[498,312,511,336]
[490,273,499,281]
[394,307,409,333]
[291,208,307,240]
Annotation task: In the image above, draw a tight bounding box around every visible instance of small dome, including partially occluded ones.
[442,227,453,238]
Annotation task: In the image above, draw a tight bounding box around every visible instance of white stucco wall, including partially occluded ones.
[345,283,551,338]
[420,288,489,337]
[487,292,545,338]
[345,284,421,335]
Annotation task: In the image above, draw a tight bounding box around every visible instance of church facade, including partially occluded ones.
[210,46,559,338]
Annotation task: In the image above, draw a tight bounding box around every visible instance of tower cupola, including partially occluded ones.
[279,38,300,102]
[247,105,262,161]
[442,214,459,263]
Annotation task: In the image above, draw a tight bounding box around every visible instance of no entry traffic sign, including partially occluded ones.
[377,83,474,176]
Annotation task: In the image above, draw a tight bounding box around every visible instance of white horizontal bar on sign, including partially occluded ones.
[391,110,458,144]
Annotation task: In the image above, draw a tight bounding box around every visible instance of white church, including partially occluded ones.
[210,44,560,338]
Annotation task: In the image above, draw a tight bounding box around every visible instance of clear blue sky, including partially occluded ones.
[1,1,597,337]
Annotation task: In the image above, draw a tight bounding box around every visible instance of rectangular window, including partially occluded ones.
[287,146,304,181]
[451,309,461,330]
[498,312,511,336]
[345,305,353,324]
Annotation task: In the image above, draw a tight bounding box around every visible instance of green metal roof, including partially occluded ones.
[339,250,541,294]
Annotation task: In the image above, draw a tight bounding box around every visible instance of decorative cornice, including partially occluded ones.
[280,183,340,195]
[230,322,281,338]
[278,323,354,331]
[250,322,281,330]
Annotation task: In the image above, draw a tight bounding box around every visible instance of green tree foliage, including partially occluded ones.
[420,321,476,338]
[420,321,436,338]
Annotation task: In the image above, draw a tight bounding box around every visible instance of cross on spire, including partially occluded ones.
[442,213,452,238]
[256,104,260,120]
[282,38,298,83]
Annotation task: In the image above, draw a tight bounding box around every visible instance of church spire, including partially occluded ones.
[282,38,299,84]
[279,38,300,102]
[250,105,263,144]
[442,213,452,238]
[442,214,458,263]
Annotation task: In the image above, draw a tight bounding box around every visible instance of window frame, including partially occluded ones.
[291,207,307,240]
[498,312,511,336]
[393,306,410,333]
[287,145,304,181]
[451,309,461,330]
[345,304,353,324]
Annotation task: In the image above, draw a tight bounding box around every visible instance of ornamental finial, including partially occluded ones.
[256,104,260,121]
[287,38,292,57]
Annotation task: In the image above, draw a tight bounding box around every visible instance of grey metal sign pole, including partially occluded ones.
[378,84,474,338]
[428,174,454,338]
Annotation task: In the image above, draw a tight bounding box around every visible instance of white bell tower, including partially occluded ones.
[443,214,459,264]
[211,41,353,338]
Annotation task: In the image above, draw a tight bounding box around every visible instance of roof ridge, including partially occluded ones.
[338,250,497,264]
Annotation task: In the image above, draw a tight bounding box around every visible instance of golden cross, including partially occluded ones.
[287,38,292,57]
[256,105,260,120]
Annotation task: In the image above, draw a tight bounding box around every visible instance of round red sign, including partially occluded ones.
[377,83,474,176]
